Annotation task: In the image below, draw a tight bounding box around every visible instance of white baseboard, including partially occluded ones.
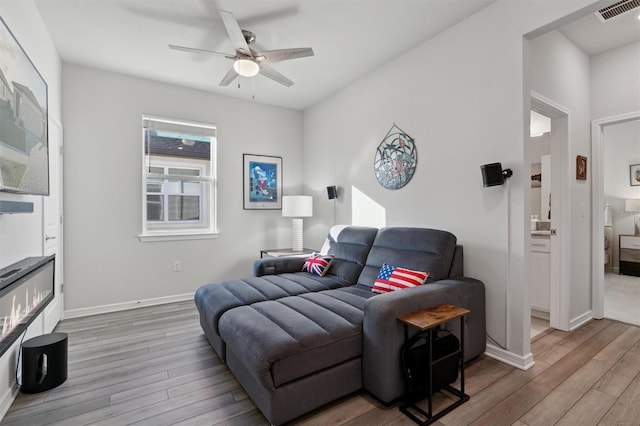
[0,385,18,422]
[531,308,550,320]
[570,310,593,331]
[484,343,535,370]
[64,292,194,319]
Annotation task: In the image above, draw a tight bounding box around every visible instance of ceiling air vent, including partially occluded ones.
[595,0,640,22]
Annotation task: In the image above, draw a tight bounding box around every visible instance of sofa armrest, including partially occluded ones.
[362,277,485,403]
[253,257,307,276]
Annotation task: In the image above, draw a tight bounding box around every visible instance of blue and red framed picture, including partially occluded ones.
[243,154,282,209]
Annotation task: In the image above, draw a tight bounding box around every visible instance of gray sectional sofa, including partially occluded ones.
[195,226,486,425]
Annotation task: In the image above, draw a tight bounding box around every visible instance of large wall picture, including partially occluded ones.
[374,124,417,190]
[243,154,282,210]
[0,17,49,195]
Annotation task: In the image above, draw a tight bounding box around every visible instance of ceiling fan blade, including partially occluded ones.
[169,44,232,58]
[258,63,294,87]
[258,48,314,63]
[219,10,252,57]
[219,67,239,86]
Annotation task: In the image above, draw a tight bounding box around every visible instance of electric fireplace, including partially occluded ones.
[0,255,55,357]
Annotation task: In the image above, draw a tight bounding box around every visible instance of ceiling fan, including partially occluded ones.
[169,10,314,87]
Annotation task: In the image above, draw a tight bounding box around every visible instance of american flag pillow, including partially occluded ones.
[302,253,335,276]
[371,263,429,293]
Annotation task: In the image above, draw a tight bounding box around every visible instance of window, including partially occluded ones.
[141,116,217,240]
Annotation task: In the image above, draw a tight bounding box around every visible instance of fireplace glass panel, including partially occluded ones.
[0,257,54,356]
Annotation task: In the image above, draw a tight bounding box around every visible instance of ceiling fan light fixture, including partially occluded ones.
[233,59,259,77]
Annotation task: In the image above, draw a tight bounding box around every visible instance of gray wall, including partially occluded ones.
[302,0,596,361]
[0,0,62,416]
[591,41,640,120]
[62,64,304,312]
[529,29,592,322]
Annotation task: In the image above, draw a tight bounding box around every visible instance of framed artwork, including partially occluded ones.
[630,164,640,186]
[243,154,282,210]
[576,155,587,180]
[0,17,49,195]
[374,123,417,190]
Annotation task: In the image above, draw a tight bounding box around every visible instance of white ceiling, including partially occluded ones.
[33,0,497,110]
[559,4,640,56]
[33,0,640,111]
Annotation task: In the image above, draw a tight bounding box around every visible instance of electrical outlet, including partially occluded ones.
[172,261,181,272]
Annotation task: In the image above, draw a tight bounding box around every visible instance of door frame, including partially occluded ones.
[531,92,571,331]
[42,116,64,330]
[591,111,640,319]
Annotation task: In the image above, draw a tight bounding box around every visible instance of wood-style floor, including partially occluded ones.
[2,301,639,425]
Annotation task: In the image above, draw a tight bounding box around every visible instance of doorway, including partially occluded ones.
[530,92,571,333]
[529,109,551,338]
[592,113,640,326]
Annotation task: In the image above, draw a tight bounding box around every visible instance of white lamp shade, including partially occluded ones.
[282,196,313,217]
[233,59,259,77]
[625,199,640,212]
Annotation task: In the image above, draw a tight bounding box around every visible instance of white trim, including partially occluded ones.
[569,311,593,331]
[591,111,640,321]
[141,115,218,239]
[64,292,194,319]
[484,344,535,370]
[0,384,18,422]
[530,92,572,332]
[137,231,219,242]
[531,308,550,320]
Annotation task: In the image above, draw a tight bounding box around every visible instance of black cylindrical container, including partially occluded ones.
[21,332,68,393]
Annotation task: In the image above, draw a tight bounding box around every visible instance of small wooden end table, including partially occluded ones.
[260,248,316,258]
[397,304,470,425]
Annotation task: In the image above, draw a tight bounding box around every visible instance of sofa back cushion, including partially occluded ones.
[320,226,379,283]
[357,227,457,288]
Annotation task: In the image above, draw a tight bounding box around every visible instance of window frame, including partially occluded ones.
[139,115,218,242]
[145,160,206,227]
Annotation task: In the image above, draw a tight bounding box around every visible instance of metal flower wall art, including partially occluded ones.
[374,124,417,190]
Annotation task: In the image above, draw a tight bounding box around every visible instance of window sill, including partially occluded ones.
[138,231,219,243]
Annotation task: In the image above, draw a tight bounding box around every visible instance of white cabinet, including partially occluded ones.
[531,237,550,316]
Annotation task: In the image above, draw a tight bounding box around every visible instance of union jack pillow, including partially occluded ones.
[371,263,429,293]
[302,253,335,276]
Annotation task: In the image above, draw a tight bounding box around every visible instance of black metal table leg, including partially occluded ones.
[399,312,470,425]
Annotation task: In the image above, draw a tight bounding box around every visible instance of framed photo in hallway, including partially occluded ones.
[576,155,587,180]
[630,164,640,186]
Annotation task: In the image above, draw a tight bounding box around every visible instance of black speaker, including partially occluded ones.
[327,185,337,200]
[21,332,68,393]
[481,163,512,187]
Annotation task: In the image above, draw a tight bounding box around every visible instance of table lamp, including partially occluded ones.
[282,196,313,252]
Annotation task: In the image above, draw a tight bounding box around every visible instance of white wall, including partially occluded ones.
[303,0,597,363]
[62,64,303,313]
[604,120,640,267]
[0,0,61,264]
[0,0,62,417]
[591,41,640,120]
[529,30,592,321]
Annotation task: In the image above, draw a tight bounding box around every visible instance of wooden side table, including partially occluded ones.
[260,248,316,258]
[397,304,470,425]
